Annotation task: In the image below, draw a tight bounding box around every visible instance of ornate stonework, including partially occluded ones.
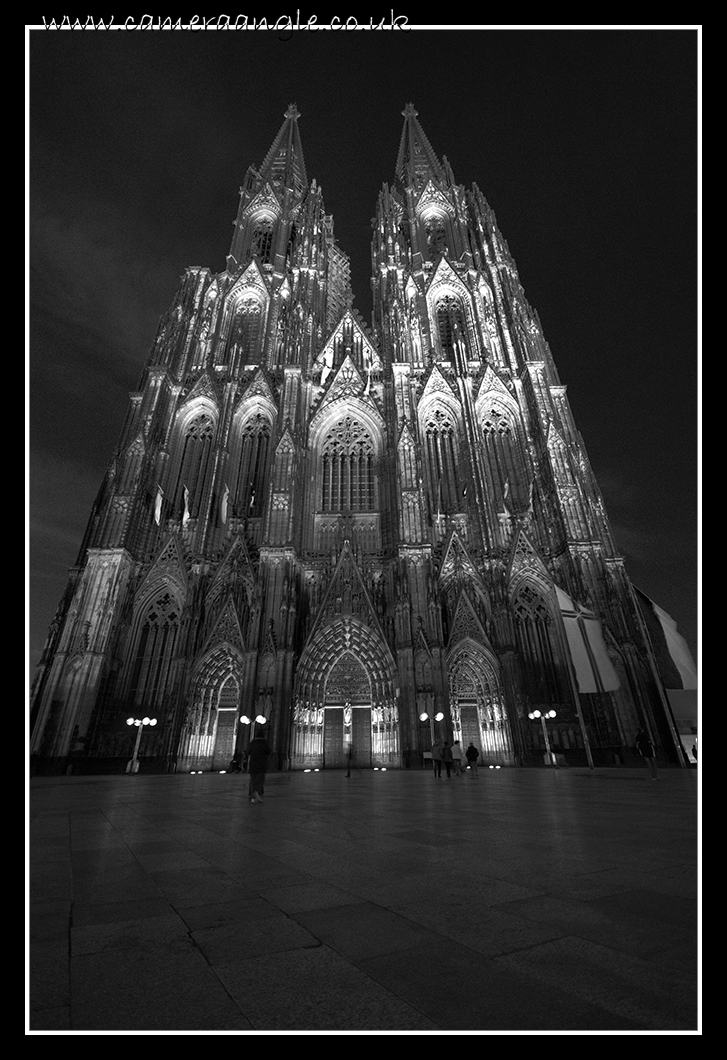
[30,104,684,773]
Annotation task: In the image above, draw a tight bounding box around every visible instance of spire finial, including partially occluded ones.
[285,103,301,120]
[402,102,418,119]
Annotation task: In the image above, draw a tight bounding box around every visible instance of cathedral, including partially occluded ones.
[30,104,687,775]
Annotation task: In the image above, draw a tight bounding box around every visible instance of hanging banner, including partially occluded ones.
[556,586,620,693]
[634,587,697,690]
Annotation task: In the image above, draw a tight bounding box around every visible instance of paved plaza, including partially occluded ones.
[27,764,700,1034]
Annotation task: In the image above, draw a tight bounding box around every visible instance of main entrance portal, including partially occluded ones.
[291,614,400,770]
[324,652,371,769]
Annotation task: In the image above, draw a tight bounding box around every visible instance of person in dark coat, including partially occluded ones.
[431,739,443,778]
[635,729,659,779]
[465,742,480,777]
[247,734,272,803]
[442,741,454,778]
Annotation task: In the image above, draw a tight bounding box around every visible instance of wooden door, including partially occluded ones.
[323,708,346,768]
[351,707,372,768]
[212,710,237,771]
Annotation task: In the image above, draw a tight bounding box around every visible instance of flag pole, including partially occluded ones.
[556,589,595,769]
[577,611,621,764]
[628,584,689,768]
[565,656,595,770]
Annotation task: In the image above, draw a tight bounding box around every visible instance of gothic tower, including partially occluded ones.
[30,104,685,774]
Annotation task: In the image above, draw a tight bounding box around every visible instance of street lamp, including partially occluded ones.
[126,716,157,774]
[240,713,268,739]
[528,709,558,767]
[421,712,445,737]
[419,711,444,745]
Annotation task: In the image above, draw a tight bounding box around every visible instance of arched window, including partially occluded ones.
[127,590,181,711]
[512,583,567,708]
[320,415,375,512]
[172,411,215,519]
[250,218,274,264]
[436,295,466,359]
[481,403,529,508]
[228,297,264,369]
[423,407,461,514]
[230,412,271,518]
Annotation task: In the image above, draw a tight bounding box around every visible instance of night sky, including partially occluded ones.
[27,26,699,680]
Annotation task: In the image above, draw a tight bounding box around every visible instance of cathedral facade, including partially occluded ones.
[30,105,684,774]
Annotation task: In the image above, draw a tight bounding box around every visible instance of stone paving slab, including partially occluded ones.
[28,767,700,1033]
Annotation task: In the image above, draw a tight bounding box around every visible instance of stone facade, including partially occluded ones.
[30,104,683,773]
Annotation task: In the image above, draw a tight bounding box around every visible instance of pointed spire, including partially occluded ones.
[259,103,308,194]
[395,103,444,188]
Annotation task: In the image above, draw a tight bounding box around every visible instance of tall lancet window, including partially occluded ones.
[481,404,529,509]
[320,415,375,512]
[250,218,274,264]
[512,583,567,708]
[436,295,466,360]
[231,412,271,518]
[173,411,215,520]
[127,590,181,711]
[424,407,462,514]
[229,297,264,369]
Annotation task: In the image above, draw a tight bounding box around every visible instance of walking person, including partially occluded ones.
[442,740,454,778]
[431,738,443,778]
[247,732,272,803]
[451,740,464,776]
[465,742,479,777]
[635,729,659,780]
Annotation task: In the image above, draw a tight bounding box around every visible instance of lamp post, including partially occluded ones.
[419,711,444,747]
[528,709,558,767]
[240,713,268,743]
[126,716,157,774]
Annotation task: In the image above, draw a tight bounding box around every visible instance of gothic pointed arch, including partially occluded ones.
[416,377,465,518]
[165,393,219,520]
[306,541,388,646]
[241,183,283,224]
[446,590,493,653]
[228,383,276,519]
[138,535,189,603]
[447,638,511,764]
[507,527,552,593]
[239,366,278,410]
[178,641,246,771]
[477,378,532,511]
[202,596,245,655]
[424,259,481,364]
[292,611,398,770]
[179,371,222,411]
[319,353,366,408]
[123,579,185,714]
[313,308,381,385]
[507,553,573,720]
[309,402,385,517]
[220,264,271,369]
[204,536,257,648]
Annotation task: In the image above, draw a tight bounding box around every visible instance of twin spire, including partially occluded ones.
[395,102,444,186]
[254,103,443,196]
[258,102,307,195]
